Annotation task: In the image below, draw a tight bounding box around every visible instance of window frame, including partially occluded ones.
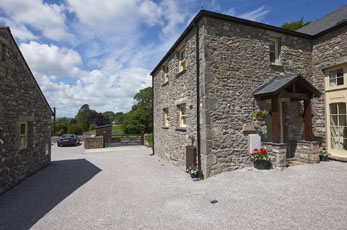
[178,104,186,128]
[163,63,169,84]
[178,46,186,73]
[269,37,280,65]
[329,68,344,87]
[19,121,28,150]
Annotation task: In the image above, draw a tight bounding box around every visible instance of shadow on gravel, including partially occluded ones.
[0,159,101,230]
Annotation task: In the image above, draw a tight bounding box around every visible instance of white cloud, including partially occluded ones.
[66,0,162,28]
[0,0,72,41]
[19,41,82,77]
[0,16,38,41]
[237,5,270,22]
[35,58,151,118]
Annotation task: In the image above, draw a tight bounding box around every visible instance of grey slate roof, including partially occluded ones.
[252,74,321,97]
[297,5,347,35]
[253,75,298,96]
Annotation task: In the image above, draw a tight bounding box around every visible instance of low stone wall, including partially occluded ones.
[295,140,320,163]
[263,142,287,169]
[84,136,104,149]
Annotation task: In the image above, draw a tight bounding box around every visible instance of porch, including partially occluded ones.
[253,74,322,168]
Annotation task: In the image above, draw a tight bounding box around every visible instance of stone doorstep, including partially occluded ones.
[329,154,347,162]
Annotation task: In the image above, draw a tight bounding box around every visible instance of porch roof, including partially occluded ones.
[252,74,322,99]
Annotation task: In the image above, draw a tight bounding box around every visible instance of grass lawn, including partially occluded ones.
[112,125,122,131]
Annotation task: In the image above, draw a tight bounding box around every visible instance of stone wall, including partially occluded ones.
[153,21,206,172]
[203,17,313,176]
[84,136,104,149]
[263,143,287,169]
[311,26,347,143]
[295,140,320,163]
[0,28,52,195]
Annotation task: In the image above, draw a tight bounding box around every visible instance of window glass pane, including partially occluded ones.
[21,123,26,134]
[339,115,346,126]
[330,104,338,114]
[269,40,275,52]
[329,70,336,86]
[330,103,347,150]
[331,115,338,126]
[337,76,344,85]
[337,68,344,77]
[339,103,346,114]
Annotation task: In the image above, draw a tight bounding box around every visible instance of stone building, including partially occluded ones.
[0,27,52,195]
[151,6,347,177]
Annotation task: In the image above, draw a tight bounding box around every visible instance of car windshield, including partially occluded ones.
[61,134,75,138]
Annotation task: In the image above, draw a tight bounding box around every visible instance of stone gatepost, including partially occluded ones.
[295,140,320,163]
[263,142,287,170]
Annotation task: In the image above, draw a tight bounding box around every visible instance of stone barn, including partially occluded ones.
[0,27,52,195]
[151,6,347,178]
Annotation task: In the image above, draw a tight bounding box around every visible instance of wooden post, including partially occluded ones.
[304,99,313,141]
[141,131,145,145]
[272,97,281,143]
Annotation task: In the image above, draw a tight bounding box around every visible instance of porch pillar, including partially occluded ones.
[304,99,313,141]
[271,96,281,143]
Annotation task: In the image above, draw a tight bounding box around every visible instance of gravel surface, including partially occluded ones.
[1,143,347,230]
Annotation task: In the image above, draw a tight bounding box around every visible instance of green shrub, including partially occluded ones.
[146,134,153,145]
[67,124,83,135]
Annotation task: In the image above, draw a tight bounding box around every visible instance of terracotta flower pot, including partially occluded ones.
[256,116,266,121]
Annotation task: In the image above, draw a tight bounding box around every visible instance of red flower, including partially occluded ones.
[253,152,256,155]
[254,148,258,151]
[322,147,326,151]
[193,162,198,166]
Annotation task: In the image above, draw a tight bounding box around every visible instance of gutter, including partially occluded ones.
[194,21,202,180]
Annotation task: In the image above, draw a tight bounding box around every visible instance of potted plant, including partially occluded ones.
[320,147,329,161]
[186,162,199,178]
[252,110,268,121]
[251,148,271,169]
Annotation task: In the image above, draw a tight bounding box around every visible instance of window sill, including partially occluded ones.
[19,147,32,153]
[176,69,186,78]
[162,81,168,87]
[326,85,347,92]
[162,126,169,129]
[270,62,283,67]
[175,128,186,132]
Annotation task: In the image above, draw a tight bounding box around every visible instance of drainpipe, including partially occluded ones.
[194,21,202,179]
[151,73,155,155]
[53,107,56,136]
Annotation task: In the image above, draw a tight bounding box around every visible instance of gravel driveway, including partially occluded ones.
[1,143,347,230]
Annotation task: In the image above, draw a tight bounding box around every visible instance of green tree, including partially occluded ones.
[113,112,125,125]
[67,124,83,135]
[75,104,91,131]
[102,111,115,124]
[89,124,97,131]
[122,87,152,134]
[281,17,310,31]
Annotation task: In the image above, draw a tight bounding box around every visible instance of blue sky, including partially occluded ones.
[0,0,346,117]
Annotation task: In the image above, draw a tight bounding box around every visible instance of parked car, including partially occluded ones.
[57,134,80,147]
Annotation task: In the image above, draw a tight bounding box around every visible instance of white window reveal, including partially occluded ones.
[163,108,169,127]
[20,121,28,149]
[269,37,280,64]
[178,47,186,73]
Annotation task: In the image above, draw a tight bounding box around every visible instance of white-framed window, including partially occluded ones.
[20,121,28,149]
[329,103,347,150]
[269,37,280,64]
[178,104,186,128]
[329,68,344,87]
[163,64,169,83]
[163,108,169,127]
[178,47,186,72]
